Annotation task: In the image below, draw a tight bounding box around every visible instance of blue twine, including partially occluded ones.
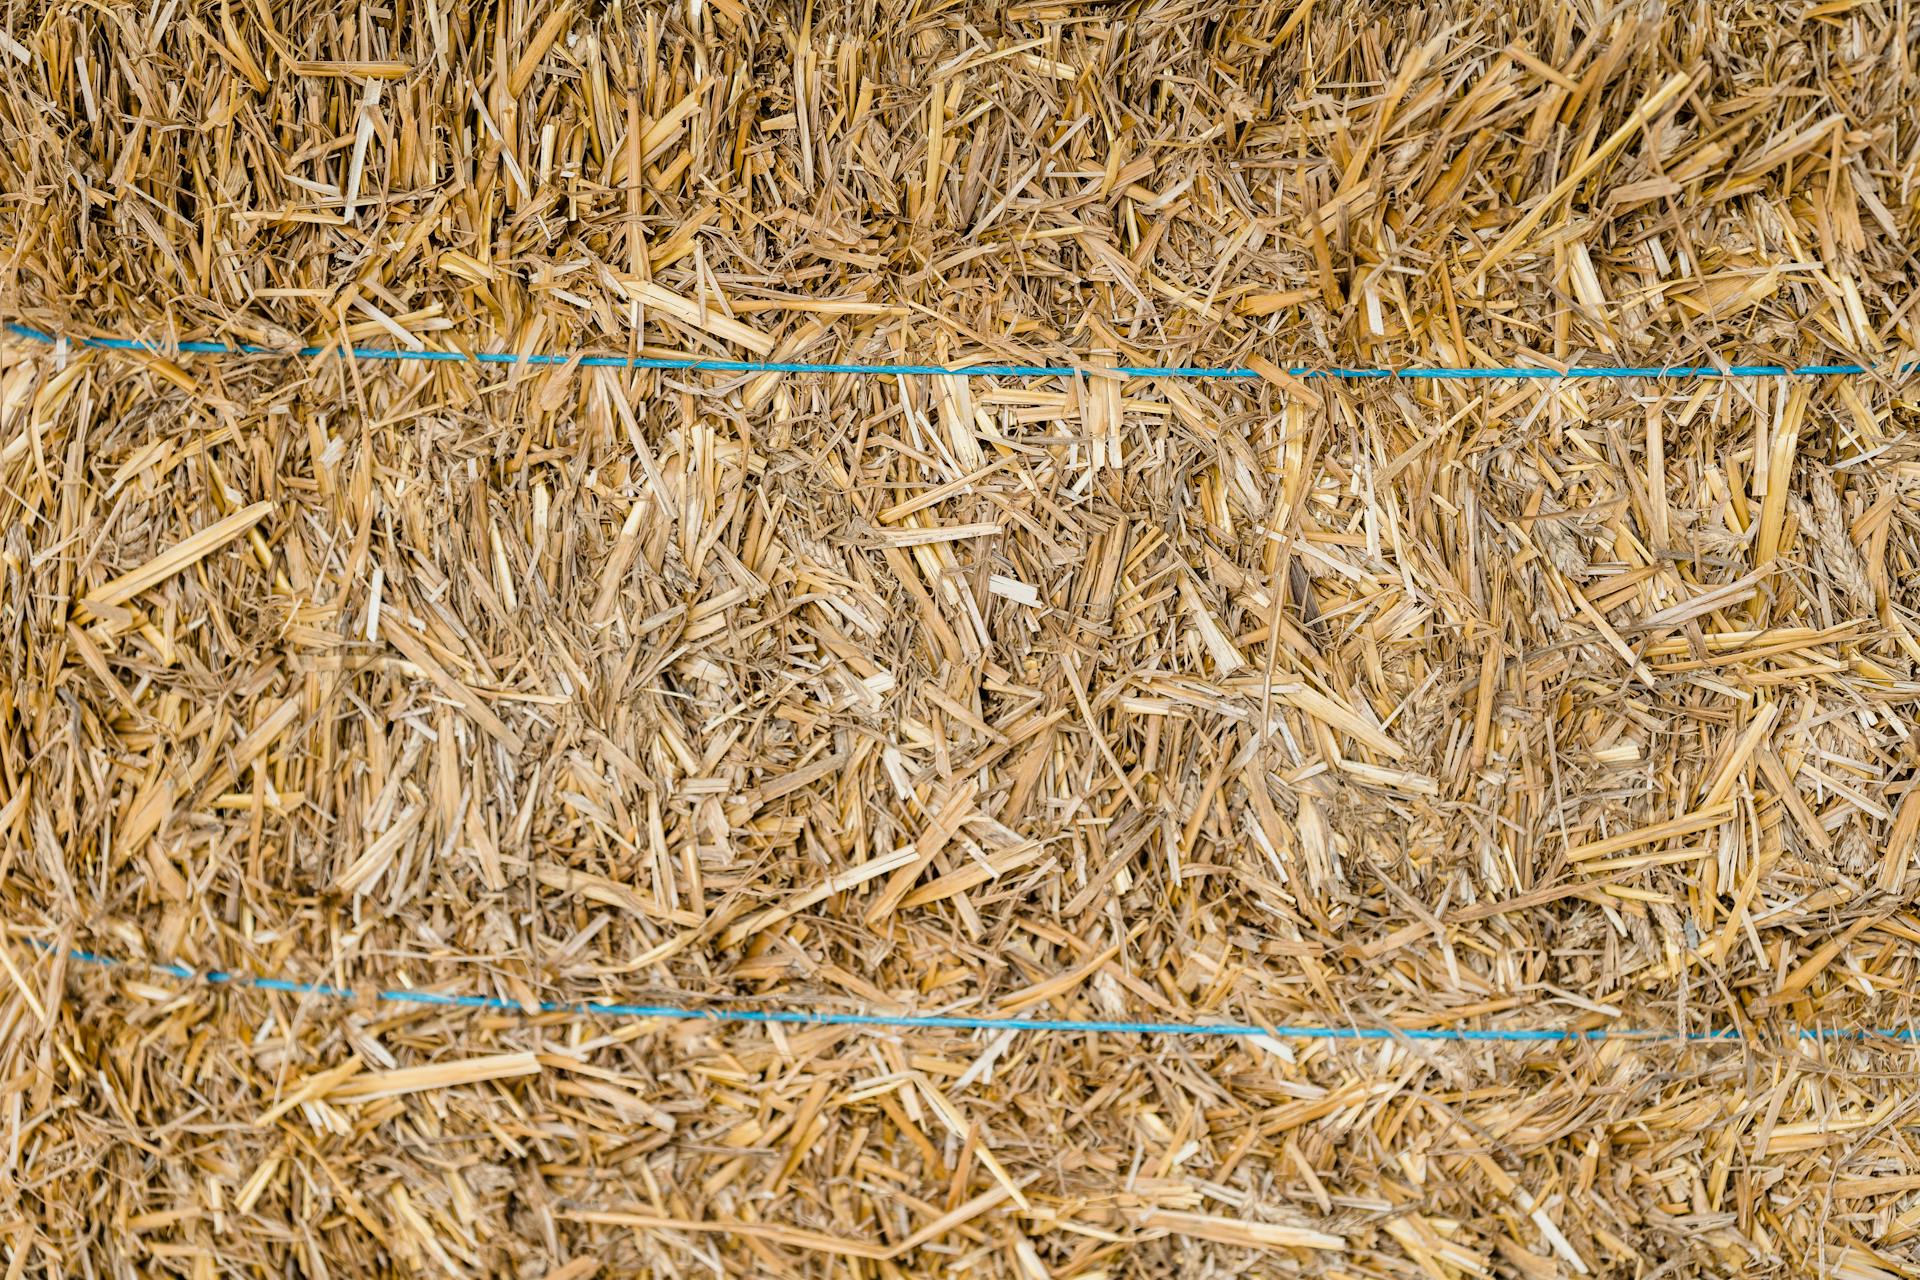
[25,941,1915,1043]
[6,323,1898,380]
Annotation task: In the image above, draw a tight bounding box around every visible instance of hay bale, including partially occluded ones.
[2,1,1920,1275]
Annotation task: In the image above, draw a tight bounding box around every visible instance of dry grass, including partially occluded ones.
[3,0,1920,1275]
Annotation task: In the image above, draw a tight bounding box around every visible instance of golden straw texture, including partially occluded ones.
[2,1,1920,1275]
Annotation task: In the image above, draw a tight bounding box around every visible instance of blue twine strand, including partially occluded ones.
[6,323,1898,380]
[26,940,1916,1042]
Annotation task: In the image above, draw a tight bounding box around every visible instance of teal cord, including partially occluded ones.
[31,941,1912,1042]
[7,323,1898,380]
